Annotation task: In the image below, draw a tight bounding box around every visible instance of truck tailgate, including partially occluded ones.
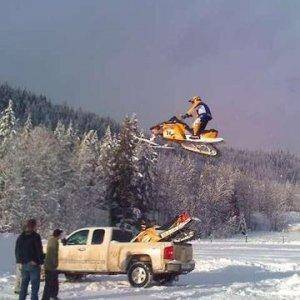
[174,243,193,262]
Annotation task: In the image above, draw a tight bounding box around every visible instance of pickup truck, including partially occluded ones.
[56,227,195,287]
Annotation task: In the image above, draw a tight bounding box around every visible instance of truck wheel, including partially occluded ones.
[153,274,176,285]
[128,262,152,288]
[65,273,83,282]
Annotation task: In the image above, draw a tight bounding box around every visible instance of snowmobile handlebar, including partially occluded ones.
[150,116,188,131]
[180,113,190,120]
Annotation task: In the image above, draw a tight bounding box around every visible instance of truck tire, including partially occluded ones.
[127,262,152,288]
[153,274,176,285]
[64,273,84,282]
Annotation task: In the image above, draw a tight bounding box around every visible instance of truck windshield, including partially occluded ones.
[112,229,133,242]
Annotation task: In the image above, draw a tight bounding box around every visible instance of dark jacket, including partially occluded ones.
[15,231,44,265]
[44,236,59,271]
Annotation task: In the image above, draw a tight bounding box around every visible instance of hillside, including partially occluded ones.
[0,84,298,238]
[0,83,119,137]
[218,147,299,184]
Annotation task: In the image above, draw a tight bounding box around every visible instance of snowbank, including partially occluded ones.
[0,233,17,275]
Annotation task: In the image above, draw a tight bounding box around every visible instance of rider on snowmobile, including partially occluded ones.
[181,96,212,138]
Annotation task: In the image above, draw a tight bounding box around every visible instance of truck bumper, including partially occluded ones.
[166,260,195,274]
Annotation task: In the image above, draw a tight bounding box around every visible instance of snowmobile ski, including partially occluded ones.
[181,142,218,156]
[135,136,174,149]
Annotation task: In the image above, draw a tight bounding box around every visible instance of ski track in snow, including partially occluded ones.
[0,232,299,299]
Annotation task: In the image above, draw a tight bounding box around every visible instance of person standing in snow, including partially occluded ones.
[15,219,44,300]
[42,229,63,300]
[14,223,26,294]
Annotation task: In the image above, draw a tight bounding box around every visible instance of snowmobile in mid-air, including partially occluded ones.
[138,116,224,156]
[132,212,198,243]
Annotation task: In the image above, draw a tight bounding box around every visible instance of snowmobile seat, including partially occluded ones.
[201,129,218,138]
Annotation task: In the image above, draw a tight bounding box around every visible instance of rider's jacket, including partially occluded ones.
[187,101,212,119]
[197,102,212,118]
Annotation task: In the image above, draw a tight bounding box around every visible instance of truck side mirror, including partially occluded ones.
[61,238,67,246]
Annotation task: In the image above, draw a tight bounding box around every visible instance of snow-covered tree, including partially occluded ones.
[0,127,67,232]
[0,99,17,143]
[110,115,141,229]
[63,121,79,151]
[54,120,66,142]
[67,121,76,138]
[97,126,118,208]
[24,113,33,131]
[154,153,199,223]
[64,129,103,226]
[66,121,78,142]
[135,138,157,222]
[258,181,294,231]
[54,120,79,152]
[78,130,100,174]
[21,113,33,139]
[189,163,239,237]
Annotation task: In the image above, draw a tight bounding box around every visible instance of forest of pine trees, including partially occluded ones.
[0,83,119,138]
[0,93,298,237]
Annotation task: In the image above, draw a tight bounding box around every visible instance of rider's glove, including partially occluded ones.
[181,113,190,119]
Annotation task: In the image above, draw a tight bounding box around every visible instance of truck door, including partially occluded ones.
[84,229,107,272]
[107,229,134,272]
[59,229,89,271]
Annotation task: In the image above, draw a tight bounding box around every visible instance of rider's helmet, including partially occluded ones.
[189,96,202,103]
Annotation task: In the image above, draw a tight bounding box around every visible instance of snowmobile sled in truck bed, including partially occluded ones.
[132,212,198,243]
[138,116,224,156]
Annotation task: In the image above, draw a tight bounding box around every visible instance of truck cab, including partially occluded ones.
[58,227,132,272]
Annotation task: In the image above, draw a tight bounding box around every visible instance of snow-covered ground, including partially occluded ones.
[0,231,299,299]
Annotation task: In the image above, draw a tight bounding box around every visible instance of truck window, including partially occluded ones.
[91,229,105,244]
[66,230,89,245]
[112,229,133,242]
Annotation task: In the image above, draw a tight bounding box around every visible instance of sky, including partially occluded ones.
[0,0,299,153]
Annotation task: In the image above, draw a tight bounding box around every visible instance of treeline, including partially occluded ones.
[0,83,119,138]
[155,152,298,237]
[0,97,298,237]
[219,148,299,184]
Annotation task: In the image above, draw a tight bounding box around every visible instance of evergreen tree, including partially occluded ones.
[97,126,119,211]
[135,137,157,222]
[74,130,102,211]
[110,115,140,229]
[22,113,33,138]
[54,120,66,142]
[65,121,79,151]
[0,99,16,142]
[54,120,79,151]
[66,121,77,140]
[78,130,100,173]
